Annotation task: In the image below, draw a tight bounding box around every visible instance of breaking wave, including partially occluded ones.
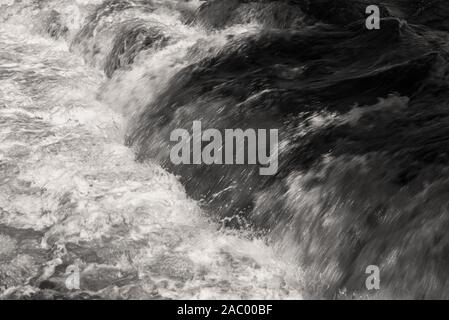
[1,0,449,299]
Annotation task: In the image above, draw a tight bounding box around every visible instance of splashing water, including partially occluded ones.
[0,1,303,299]
[3,0,449,300]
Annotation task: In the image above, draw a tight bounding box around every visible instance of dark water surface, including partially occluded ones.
[1,0,449,299]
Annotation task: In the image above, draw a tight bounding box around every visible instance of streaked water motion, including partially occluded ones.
[1,0,449,299]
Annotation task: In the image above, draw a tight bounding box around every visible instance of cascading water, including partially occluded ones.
[1,0,449,300]
[0,0,303,300]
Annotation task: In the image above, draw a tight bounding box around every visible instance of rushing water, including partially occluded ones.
[0,0,304,300]
[1,0,449,300]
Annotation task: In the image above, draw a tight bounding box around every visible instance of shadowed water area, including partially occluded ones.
[0,0,449,299]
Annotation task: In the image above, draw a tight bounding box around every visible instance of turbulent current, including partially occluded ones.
[1,0,449,299]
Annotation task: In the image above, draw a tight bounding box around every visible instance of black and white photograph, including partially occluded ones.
[0,0,448,303]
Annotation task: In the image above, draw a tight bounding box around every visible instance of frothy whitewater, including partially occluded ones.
[3,0,449,300]
[0,5,302,299]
